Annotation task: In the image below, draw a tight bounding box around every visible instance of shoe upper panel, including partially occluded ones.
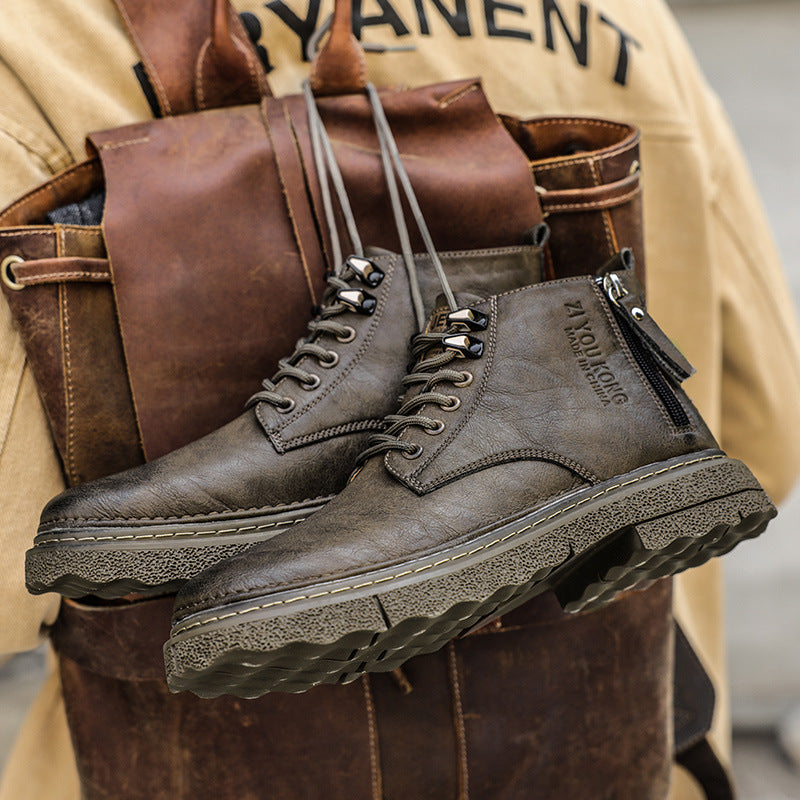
[172,456,585,617]
[38,411,368,529]
[259,254,414,450]
[259,246,543,451]
[386,277,718,493]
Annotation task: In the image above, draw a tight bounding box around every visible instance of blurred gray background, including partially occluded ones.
[1,1,799,797]
[673,1,800,798]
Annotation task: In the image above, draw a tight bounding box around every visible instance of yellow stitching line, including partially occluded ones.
[35,516,307,545]
[176,455,723,634]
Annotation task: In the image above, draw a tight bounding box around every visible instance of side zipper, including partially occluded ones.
[598,272,692,429]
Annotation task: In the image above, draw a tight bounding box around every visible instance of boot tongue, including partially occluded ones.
[364,244,542,318]
[425,294,452,334]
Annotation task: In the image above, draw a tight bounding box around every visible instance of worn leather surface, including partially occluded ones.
[175,274,713,613]
[88,105,322,462]
[54,580,672,800]
[503,115,644,282]
[0,94,638,485]
[38,247,542,530]
[0,222,142,485]
[111,0,269,116]
[309,0,367,97]
[287,80,545,261]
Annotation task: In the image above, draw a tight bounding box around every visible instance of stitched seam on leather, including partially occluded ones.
[195,38,212,110]
[235,32,261,98]
[281,100,321,303]
[231,10,266,96]
[387,295,498,489]
[362,677,383,800]
[415,450,598,493]
[35,515,307,545]
[437,82,479,109]
[529,118,631,133]
[175,454,723,632]
[588,159,616,256]
[20,271,107,282]
[113,0,172,114]
[532,139,637,174]
[447,643,470,800]
[262,258,398,434]
[96,136,150,151]
[57,229,78,485]
[260,102,319,311]
[175,481,587,615]
[56,226,104,238]
[278,418,385,449]
[592,281,679,430]
[0,230,54,238]
[1,162,98,221]
[42,494,334,523]
[543,186,640,212]
[388,279,604,487]
[284,100,335,271]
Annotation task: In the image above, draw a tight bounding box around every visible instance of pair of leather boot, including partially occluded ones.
[27,85,776,699]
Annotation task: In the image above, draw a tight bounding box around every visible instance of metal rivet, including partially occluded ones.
[454,371,473,387]
[276,398,296,414]
[402,443,423,459]
[345,255,384,288]
[336,326,356,343]
[631,307,645,321]
[447,308,488,332]
[441,396,461,411]
[2,255,25,291]
[424,420,445,436]
[302,374,321,390]
[442,334,484,359]
[337,288,377,315]
[319,351,339,368]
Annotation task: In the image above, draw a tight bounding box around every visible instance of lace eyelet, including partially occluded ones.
[276,398,296,414]
[453,371,473,387]
[424,420,445,436]
[402,443,423,459]
[441,396,461,411]
[336,326,356,344]
[302,374,321,390]
[319,351,340,368]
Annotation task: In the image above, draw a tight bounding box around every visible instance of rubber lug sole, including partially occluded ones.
[164,452,775,697]
[25,502,328,599]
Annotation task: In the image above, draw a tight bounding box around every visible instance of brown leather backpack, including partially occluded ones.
[0,1,728,797]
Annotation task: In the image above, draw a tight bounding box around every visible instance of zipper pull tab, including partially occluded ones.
[601,271,696,383]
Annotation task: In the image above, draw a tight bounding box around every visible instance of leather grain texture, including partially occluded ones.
[111,0,269,116]
[53,582,673,800]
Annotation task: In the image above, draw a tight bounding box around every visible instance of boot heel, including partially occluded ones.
[557,457,775,613]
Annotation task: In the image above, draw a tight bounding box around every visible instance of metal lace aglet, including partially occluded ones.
[346,255,385,288]
[447,308,488,331]
[442,333,484,359]
[337,288,378,315]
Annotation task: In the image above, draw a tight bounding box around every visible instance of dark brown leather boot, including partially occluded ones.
[165,253,775,697]
[26,243,545,598]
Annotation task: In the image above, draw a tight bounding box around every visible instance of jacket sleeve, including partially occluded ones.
[706,97,800,505]
[0,64,70,658]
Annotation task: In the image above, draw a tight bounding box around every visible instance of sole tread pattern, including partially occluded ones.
[166,464,775,697]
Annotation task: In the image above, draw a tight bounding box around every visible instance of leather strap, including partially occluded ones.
[310,0,367,97]
[673,623,736,800]
[7,257,110,286]
[262,99,326,304]
[112,0,271,116]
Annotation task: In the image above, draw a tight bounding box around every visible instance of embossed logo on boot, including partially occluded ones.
[564,300,628,406]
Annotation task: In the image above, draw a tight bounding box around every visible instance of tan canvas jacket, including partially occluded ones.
[1,1,799,798]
